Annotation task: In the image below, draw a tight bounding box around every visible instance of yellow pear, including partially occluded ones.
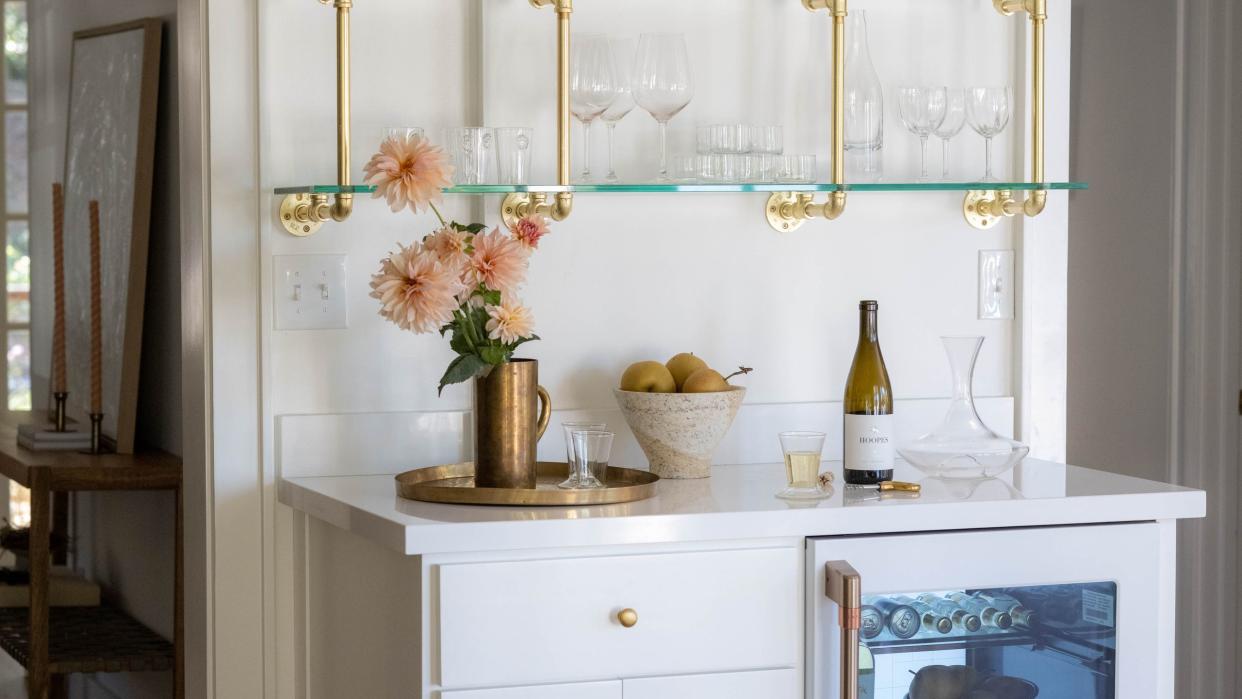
[620,361,677,393]
[681,368,731,393]
[666,353,709,391]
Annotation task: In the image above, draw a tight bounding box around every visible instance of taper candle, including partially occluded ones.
[52,184,66,394]
[89,200,102,415]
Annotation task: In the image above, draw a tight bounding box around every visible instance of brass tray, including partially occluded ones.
[395,462,659,506]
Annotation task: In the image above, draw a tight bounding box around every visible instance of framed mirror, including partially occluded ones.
[62,19,161,453]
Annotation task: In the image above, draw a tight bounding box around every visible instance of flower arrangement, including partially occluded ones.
[365,133,550,394]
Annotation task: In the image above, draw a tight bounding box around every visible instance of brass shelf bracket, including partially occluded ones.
[964,0,1048,230]
[502,0,575,230]
[766,0,848,233]
[280,0,355,237]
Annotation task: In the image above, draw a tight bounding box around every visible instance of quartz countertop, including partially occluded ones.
[277,459,1206,556]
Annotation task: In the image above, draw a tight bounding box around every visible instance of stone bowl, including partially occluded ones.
[613,387,746,479]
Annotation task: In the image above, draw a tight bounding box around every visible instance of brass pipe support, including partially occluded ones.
[501,192,573,231]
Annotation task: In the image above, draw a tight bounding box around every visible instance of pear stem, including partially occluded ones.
[724,366,754,383]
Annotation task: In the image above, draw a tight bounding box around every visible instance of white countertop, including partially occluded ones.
[277,459,1206,556]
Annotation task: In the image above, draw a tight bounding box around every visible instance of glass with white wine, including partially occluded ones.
[777,431,831,501]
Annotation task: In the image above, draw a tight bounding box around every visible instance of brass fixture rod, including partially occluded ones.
[825,560,861,699]
[766,0,848,232]
[966,0,1049,230]
[502,0,575,230]
[280,0,355,236]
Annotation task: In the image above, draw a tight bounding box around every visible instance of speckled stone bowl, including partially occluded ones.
[613,387,746,479]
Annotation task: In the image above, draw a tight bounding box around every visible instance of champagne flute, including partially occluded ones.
[601,38,637,183]
[570,34,620,183]
[966,86,1011,183]
[633,33,694,182]
[934,89,967,181]
[897,86,948,182]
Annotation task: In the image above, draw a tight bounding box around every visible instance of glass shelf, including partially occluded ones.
[274,181,1087,196]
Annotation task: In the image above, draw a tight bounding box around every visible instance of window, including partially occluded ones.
[3,1,27,528]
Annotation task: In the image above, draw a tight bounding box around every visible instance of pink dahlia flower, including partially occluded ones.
[467,228,528,298]
[511,214,550,250]
[363,134,453,215]
[485,301,536,345]
[369,243,464,334]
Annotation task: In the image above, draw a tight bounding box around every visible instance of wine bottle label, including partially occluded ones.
[844,414,894,471]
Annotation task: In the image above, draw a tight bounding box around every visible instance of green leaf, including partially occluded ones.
[481,289,502,306]
[509,334,541,352]
[451,221,488,235]
[437,353,488,396]
[449,329,472,355]
[480,345,510,366]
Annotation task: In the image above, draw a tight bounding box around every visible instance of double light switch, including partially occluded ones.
[274,254,349,330]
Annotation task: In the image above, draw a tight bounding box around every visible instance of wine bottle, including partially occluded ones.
[949,592,1014,630]
[872,597,921,639]
[978,591,1038,627]
[843,300,895,485]
[893,595,953,634]
[916,593,982,632]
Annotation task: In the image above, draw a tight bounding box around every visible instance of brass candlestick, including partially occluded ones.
[88,413,106,454]
[53,392,68,432]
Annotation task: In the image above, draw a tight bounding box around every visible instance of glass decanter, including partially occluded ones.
[843,10,884,182]
[898,336,1029,478]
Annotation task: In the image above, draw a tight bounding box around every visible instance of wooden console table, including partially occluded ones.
[0,412,182,699]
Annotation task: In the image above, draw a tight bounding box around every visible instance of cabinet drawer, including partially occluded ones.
[436,546,801,688]
[624,668,800,699]
[439,680,621,699]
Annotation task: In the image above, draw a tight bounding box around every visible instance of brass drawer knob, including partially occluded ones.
[617,608,638,628]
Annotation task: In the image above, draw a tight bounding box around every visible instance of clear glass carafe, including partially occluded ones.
[844,10,884,182]
[898,336,1029,478]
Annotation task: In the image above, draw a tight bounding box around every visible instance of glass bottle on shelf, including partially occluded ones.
[949,592,1014,630]
[917,593,982,632]
[894,595,953,634]
[843,10,884,182]
[979,590,1038,627]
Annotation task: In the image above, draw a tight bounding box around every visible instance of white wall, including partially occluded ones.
[28,2,180,697]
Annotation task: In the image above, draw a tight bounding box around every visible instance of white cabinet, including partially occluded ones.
[435,545,801,689]
[623,668,800,699]
[439,680,621,699]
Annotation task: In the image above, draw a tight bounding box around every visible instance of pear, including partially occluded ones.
[682,368,731,393]
[909,665,976,699]
[619,361,677,393]
[666,353,709,391]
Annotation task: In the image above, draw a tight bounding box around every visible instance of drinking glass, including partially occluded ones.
[966,86,1012,182]
[560,430,615,490]
[560,421,607,489]
[633,33,694,181]
[447,127,494,185]
[750,126,784,155]
[933,90,966,180]
[570,34,620,182]
[708,124,751,154]
[495,127,533,185]
[776,431,830,501]
[601,38,637,183]
[897,86,948,182]
[382,126,425,145]
[776,155,816,183]
[843,10,884,181]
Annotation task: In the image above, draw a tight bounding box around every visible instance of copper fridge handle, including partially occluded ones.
[825,560,862,699]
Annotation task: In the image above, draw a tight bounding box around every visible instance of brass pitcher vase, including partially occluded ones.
[474,359,551,489]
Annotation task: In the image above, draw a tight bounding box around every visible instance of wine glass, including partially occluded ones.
[570,34,620,182]
[601,38,637,183]
[934,89,967,181]
[633,33,694,181]
[897,86,948,182]
[966,86,1011,182]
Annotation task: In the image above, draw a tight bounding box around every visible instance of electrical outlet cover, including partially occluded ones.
[274,254,349,330]
[978,250,1015,320]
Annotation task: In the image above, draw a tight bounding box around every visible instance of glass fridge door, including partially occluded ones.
[808,522,1173,699]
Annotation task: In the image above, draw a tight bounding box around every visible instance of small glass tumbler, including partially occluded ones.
[709,124,752,154]
[750,126,784,155]
[776,431,830,501]
[669,155,700,182]
[382,126,426,144]
[447,127,495,185]
[777,155,817,183]
[696,125,713,155]
[495,127,533,185]
[560,430,615,490]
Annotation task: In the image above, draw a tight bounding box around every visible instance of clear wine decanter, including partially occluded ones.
[898,336,1029,478]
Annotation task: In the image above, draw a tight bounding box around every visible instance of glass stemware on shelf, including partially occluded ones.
[843,10,885,182]
[601,37,637,183]
[934,89,966,181]
[570,34,620,183]
[966,86,1012,182]
[897,86,948,182]
[633,33,694,182]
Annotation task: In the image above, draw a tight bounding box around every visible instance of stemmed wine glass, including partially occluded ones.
[633,33,694,182]
[601,38,637,183]
[897,86,948,182]
[934,89,967,181]
[570,34,620,183]
[966,86,1011,182]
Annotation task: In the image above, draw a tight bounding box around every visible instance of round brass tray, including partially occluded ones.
[395,462,659,506]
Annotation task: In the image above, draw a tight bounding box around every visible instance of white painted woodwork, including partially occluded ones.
[279,460,1206,556]
[808,522,1173,698]
[436,546,801,688]
[622,668,800,699]
[439,680,622,699]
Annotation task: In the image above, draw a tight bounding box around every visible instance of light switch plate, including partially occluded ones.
[274,254,348,330]
[978,250,1015,320]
